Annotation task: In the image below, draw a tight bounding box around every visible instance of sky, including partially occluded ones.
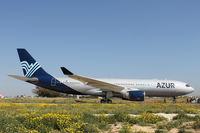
[0,0,200,96]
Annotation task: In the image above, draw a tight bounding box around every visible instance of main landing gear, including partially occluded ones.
[100,92,113,103]
[100,99,112,103]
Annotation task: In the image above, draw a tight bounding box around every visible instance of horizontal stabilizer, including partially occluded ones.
[61,67,74,75]
[8,75,38,82]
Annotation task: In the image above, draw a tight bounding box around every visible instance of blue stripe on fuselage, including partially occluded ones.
[31,76,83,95]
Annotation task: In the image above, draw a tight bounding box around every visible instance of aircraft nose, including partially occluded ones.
[188,87,194,93]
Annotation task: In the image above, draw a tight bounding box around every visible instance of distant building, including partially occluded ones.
[0,94,4,98]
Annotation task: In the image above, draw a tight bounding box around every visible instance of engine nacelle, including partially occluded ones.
[122,90,145,101]
[129,90,145,101]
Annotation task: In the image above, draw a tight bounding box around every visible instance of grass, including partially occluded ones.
[157,113,200,132]
[119,123,132,133]
[0,97,199,133]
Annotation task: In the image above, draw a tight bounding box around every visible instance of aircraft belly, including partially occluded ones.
[143,88,183,97]
[66,84,103,96]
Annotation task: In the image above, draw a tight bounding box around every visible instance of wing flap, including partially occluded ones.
[69,75,124,92]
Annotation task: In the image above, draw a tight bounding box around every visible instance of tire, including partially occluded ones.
[107,99,112,104]
[100,99,105,103]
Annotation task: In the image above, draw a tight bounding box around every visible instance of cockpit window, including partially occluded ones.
[186,84,190,87]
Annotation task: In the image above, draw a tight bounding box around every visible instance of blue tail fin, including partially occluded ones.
[17,48,49,78]
[16,48,82,95]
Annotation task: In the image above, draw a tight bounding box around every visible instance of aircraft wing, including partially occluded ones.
[60,67,124,92]
[8,75,38,82]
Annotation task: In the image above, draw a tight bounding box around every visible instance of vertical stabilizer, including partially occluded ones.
[17,49,49,78]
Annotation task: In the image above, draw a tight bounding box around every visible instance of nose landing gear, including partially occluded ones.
[173,96,176,103]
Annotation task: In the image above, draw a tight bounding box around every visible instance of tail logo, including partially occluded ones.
[21,61,41,77]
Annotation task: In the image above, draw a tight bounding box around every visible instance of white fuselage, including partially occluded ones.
[13,49,195,100]
[57,78,194,97]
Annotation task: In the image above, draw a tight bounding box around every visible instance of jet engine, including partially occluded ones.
[122,90,145,101]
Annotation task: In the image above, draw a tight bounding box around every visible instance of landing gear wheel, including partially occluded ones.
[107,99,112,104]
[100,99,106,103]
[100,99,112,103]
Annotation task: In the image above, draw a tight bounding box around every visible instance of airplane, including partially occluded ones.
[9,48,194,103]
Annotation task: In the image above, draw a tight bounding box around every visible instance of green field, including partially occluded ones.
[0,97,200,133]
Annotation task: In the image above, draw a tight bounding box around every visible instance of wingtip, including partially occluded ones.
[60,67,74,75]
[17,48,26,50]
[17,48,27,53]
[8,74,13,77]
